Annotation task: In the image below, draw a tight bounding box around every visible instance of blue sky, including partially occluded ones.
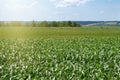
[0,0,120,21]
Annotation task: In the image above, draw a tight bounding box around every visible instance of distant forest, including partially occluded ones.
[0,21,81,27]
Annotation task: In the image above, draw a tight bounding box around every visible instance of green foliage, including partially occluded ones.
[39,21,49,27]
[0,38,120,79]
[35,21,82,27]
[0,27,120,79]
[0,21,82,27]
[32,20,36,27]
[0,27,119,38]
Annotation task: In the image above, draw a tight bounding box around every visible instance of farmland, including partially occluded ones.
[0,27,120,80]
[0,27,120,38]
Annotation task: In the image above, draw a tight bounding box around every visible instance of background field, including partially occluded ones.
[0,27,120,38]
[0,27,120,80]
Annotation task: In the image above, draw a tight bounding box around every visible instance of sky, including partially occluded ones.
[0,0,120,21]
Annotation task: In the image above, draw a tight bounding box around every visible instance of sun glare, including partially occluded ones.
[4,0,31,20]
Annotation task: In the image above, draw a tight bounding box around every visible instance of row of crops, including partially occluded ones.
[0,38,120,80]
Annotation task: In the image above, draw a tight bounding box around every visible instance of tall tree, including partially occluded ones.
[32,20,36,27]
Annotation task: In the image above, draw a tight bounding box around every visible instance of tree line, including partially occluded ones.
[0,21,82,27]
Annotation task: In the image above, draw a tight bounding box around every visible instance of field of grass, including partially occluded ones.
[0,27,120,38]
[0,27,120,80]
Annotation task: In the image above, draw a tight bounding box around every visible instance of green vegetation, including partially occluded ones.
[0,38,120,80]
[0,27,120,38]
[0,27,120,79]
[0,21,81,27]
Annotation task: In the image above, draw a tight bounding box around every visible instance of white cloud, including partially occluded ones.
[50,0,94,7]
[54,11,64,15]
[5,1,38,9]
[49,0,56,2]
